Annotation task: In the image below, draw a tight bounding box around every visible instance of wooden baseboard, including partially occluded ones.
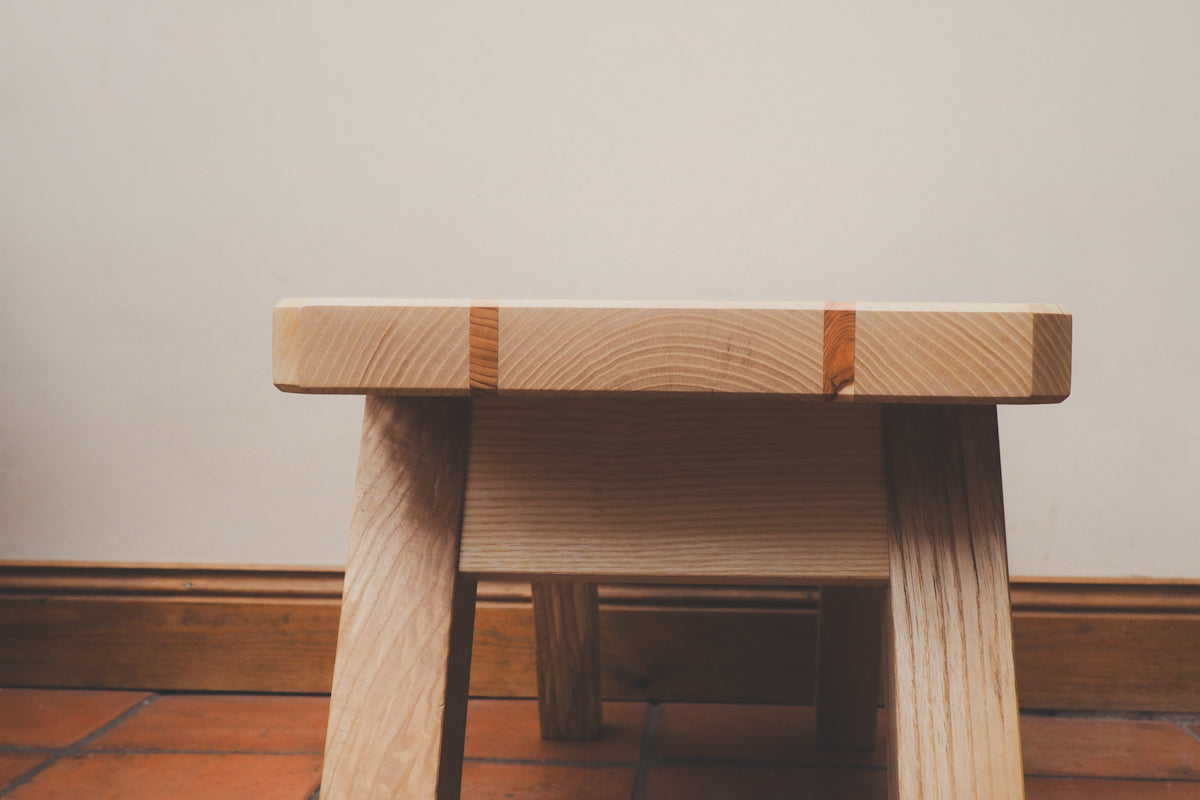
[1,563,1198,711]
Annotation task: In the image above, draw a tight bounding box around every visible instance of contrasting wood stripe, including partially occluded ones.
[823,302,856,399]
[273,300,1072,403]
[469,305,499,395]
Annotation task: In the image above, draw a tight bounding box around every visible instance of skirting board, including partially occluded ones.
[1,563,1198,712]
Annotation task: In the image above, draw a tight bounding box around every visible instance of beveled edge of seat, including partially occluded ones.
[273,298,1071,404]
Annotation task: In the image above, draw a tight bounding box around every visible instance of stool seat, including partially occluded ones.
[274,299,1070,402]
[274,298,1072,800]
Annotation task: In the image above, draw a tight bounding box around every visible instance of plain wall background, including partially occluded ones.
[2,1,1197,576]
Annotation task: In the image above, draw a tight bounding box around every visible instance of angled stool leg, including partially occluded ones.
[532,581,603,740]
[883,404,1024,800]
[321,397,476,800]
[816,585,885,749]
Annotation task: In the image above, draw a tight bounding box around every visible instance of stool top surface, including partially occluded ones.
[273,299,1071,403]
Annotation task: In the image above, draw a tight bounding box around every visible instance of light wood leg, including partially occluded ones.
[816,585,885,749]
[321,396,476,800]
[882,404,1024,800]
[532,581,603,740]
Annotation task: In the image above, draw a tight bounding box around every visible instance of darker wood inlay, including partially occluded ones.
[470,305,500,395]
[823,302,856,398]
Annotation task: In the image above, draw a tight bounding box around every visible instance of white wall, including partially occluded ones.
[2,1,1197,576]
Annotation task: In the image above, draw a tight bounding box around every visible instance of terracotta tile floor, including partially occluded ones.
[3,689,1200,799]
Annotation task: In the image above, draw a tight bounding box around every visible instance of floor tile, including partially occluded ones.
[464,699,646,763]
[0,690,150,748]
[0,754,49,788]
[654,703,885,766]
[4,753,321,800]
[85,694,328,754]
[644,764,886,800]
[462,762,635,800]
[1026,776,1200,799]
[1021,716,1200,780]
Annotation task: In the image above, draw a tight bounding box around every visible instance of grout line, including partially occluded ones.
[463,756,639,768]
[1180,723,1200,747]
[1021,709,1200,724]
[629,702,659,800]
[0,693,160,798]
[83,748,326,756]
[1023,773,1200,784]
[643,757,886,772]
[464,753,882,772]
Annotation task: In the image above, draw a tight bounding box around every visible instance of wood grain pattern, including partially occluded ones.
[497,302,824,394]
[273,299,1070,402]
[469,305,499,395]
[0,563,343,600]
[883,404,1024,800]
[3,567,1200,711]
[459,397,890,582]
[273,299,470,394]
[531,582,603,740]
[817,585,885,749]
[321,397,474,800]
[272,298,304,390]
[0,594,340,694]
[855,303,1070,403]
[823,302,856,398]
[1031,310,1073,401]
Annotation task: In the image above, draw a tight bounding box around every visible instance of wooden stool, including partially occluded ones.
[273,300,1072,800]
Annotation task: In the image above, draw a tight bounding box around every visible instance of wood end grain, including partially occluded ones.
[273,299,1071,402]
[1031,309,1072,402]
[272,300,305,391]
[497,305,824,394]
[470,304,500,395]
[272,300,471,395]
[823,302,856,399]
